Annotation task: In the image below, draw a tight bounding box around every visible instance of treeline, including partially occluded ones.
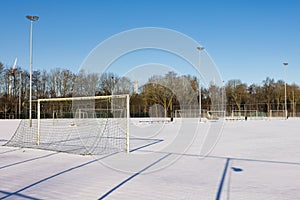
[225,78,300,116]
[0,61,299,118]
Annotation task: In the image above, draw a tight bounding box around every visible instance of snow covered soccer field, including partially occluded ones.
[1,118,300,199]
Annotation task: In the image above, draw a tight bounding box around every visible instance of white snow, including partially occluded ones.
[1,118,300,199]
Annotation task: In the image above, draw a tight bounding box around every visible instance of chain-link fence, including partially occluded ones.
[1,101,300,119]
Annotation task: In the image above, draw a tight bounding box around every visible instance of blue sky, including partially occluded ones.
[1,0,299,85]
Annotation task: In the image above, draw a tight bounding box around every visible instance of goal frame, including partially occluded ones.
[231,110,258,118]
[206,110,226,120]
[37,94,130,153]
[269,109,286,119]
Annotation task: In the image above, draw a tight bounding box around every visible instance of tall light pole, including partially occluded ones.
[26,15,39,127]
[292,90,295,117]
[283,62,288,119]
[196,46,205,121]
[111,76,114,113]
[19,72,22,119]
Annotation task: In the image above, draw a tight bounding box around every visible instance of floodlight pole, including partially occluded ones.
[197,47,205,121]
[111,76,114,113]
[26,15,39,127]
[19,72,22,119]
[292,90,295,117]
[283,62,288,119]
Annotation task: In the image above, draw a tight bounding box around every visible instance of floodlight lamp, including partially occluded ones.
[197,46,205,51]
[283,62,288,66]
[26,15,39,21]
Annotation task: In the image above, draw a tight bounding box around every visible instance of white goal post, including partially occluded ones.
[6,94,130,155]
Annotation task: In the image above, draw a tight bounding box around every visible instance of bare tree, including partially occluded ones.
[60,69,75,97]
[226,79,248,111]
[140,72,198,118]
[115,76,133,95]
[262,77,275,114]
[74,70,99,97]
[0,62,4,95]
[98,72,116,95]
[274,80,285,110]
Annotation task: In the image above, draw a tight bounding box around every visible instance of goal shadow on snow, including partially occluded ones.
[207,155,300,200]
[0,148,20,155]
[5,124,164,155]
[0,152,119,200]
[0,137,163,172]
[0,189,40,200]
[1,146,300,199]
[31,136,163,155]
[213,155,300,200]
[129,137,163,153]
[0,137,163,199]
[115,149,300,200]
[0,151,58,170]
[98,153,172,199]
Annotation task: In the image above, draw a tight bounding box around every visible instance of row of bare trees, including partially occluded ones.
[0,61,300,118]
[225,78,300,116]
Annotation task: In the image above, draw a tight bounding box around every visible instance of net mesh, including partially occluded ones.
[270,110,286,119]
[206,110,226,120]
[232,110,258,118]
[5,95,129,155]
[175,109,200,118]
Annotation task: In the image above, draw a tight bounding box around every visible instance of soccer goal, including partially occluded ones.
[174,109,201,118]
[270,110,287,119]
[231,110,258,119]
[5,94,130,155]
[206,110,226,120]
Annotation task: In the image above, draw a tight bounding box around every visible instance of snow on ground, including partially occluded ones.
[1,118,300,199]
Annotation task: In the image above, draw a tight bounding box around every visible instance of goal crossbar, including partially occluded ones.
[36,94,128,102]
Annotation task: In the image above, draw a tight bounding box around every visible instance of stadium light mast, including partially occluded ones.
[196,46,205,121]
[283,62,288,119]
[26,15,39,127]
[111,76,114,113]
[19,72,22,119]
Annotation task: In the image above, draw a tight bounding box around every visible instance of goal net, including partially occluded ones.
[231,110,258,119]
[270,110,286,119]
[174,109,201,118]
[5,94,130,155]
[206,110,226,120]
